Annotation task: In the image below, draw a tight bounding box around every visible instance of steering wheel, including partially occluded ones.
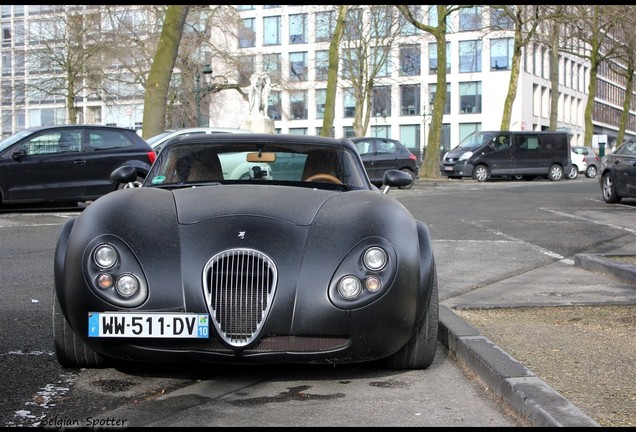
[304,173,343,185]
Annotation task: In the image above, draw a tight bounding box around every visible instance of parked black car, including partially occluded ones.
[0,125,155,206]
[600,139,636,203]
[351,137,419,189]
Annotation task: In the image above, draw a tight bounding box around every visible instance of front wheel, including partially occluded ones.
[53,290,108,368]
[602,173,622,203]
[547,164,564,181]
[383,264,439,370]
[472,164,489,182]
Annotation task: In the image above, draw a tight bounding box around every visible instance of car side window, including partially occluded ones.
[355,140,372,156]
[377,140,396,154]
[22,131,81,155]
[89,130,133,150]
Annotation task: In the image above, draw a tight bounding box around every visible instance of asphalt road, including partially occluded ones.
[1,175,631,427]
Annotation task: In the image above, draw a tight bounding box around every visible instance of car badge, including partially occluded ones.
[238,231,246,239]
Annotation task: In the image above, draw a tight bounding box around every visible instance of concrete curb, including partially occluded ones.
[438,305,600,427]
[574,253,636,285]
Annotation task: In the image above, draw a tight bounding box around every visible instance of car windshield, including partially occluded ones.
[457,131,498,150]
[145,140,369,190]
[0,129,35,152]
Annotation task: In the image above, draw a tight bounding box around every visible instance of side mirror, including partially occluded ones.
[382,169,413,194]
[111,165,138,185]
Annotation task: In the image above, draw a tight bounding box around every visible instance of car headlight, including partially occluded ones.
[337,276,362,299]
[115,274,140,297]
[459,151,473,161]
[329,239,397,309]
[84,236,148,307]
[363,247,387,271]
[93,244,118,269]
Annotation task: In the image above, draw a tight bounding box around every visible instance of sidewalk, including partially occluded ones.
[438,240,636,426]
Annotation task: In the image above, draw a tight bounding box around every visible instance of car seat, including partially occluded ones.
[185,149,223,182]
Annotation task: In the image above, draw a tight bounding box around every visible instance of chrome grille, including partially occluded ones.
[203,248,277,347]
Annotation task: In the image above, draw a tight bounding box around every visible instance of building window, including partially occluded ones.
[267,90,281,120]
[239,18,255,48]
[429,83,451,115]
[315,10,335,43]
[263,16,281,46]
[237,55,255,87]
[343,88,356,118]
[315,50,329,81]
[491,38,513,70]
[370,6,391,38]
[289,127,307,135]
[458,6,482,31]
[344,8,362,41]
[289,13,307,44]
[263,53,281,83]
[490,8,514,29]
[400,44,420,76]
[400,124,421,158]
[459,81,482,114]
[315,88,326,119]
[289,52,307,81]
[459,40,482,73]
[459,123,481,145]
[343,126,355,138]
[290,90,307,120]
[400,84,420,116]
[370,125,391,138]
[429,42,450,74]
[372,86,391,117]
[372,46,390,77]
[399,5,421,35]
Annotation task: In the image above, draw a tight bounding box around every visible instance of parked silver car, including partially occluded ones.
[572,146,600,178]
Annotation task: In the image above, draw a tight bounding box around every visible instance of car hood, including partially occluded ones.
[172,184,335,226]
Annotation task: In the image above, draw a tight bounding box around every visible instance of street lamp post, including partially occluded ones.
[194,64,213,127]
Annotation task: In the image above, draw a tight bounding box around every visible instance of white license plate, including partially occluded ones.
[88,312,209,338]
[444,166,453,171]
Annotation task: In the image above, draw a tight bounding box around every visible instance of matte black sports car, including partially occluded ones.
[53,133,439,370]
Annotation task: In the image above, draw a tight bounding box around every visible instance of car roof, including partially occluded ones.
[163,132,358,152]
[23,124,136,132]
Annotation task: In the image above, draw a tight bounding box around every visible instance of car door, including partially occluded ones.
[512,134,541,175]
[82,128,140,197]
[0,129,87,202]
[353,138,379,182]
[371,139,403,179]
[481,133,514,176]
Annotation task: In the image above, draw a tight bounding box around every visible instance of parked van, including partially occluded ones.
[440,131,572,182]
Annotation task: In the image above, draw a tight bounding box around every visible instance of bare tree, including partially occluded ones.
[606,6,636,146]
[320,5,348,138]
[338,6,405,138]
[487,5,543,131]
[25,5,111,124]
[560,6,620,148]
[141,5,189,139]
[396,5,463,179]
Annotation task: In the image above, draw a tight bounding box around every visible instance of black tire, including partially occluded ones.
[585,165,597,178]
[383,264,439,370]
[472,164,489,182]
[117,175,144,190]
[398,168,415,189]
[601,172,621,203]
[52,290,107,368]
[547,164,564,181]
